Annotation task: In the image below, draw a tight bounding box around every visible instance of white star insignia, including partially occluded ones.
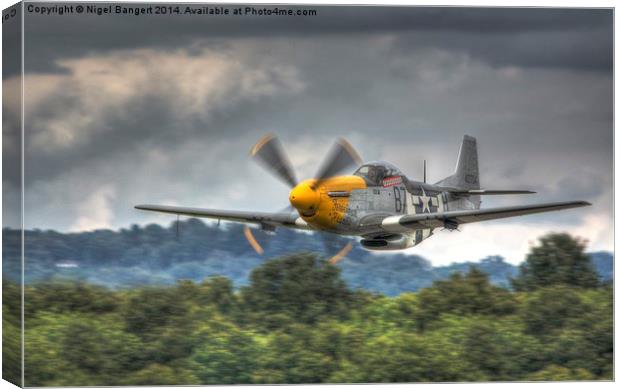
[419,188,431,213]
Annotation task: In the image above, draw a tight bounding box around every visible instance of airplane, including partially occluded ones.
[135,134,590,262]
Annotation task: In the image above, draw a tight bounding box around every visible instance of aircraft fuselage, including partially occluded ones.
[295,173,478,248]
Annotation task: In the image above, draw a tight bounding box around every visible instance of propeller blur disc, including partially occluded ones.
[311,138,362,189]
[250,133,298,188]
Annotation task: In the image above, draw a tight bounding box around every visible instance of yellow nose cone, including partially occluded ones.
[289,182,320,216]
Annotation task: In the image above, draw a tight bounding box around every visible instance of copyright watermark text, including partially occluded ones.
[26,3,318,17]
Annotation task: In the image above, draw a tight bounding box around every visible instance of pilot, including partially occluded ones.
[367,166,386,186]
[375,166,386,183]
[367,166,378,185]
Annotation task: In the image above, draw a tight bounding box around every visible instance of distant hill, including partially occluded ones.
[2,219,613,295]
[589,251,614,283]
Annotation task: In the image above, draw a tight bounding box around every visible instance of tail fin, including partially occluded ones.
[437,135,480,190]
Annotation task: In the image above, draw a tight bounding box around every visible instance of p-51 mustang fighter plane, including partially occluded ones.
[136,134,590,258]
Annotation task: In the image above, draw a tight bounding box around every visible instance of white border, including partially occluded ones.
[0,1,616,389]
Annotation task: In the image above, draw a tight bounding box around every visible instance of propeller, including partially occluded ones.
[311,138,362,189]
[241,205,294,256]
[329,242,353,265]
[246,134,362,263]
[250,133,297,188]
[243,225,264,255]
[320,230,354,264]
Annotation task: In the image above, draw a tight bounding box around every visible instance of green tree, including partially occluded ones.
[462,317,545,380]
[241,253,352,326]
[527,365,595,381]
[349,329,482,382]
[124,363,200,385]
[199,276,236,312]
[2,280,22,386]
[511,233,598,291]
[254,326,334,383]
[25,312,145,386]
[123,287,189,337]
[544,287,613,378]
[415,267,516,330]
[520,286,586,335]
[190,319,261,384]
[59,317,146,384]
[25,282,119,319]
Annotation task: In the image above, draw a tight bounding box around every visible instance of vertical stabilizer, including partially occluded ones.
[438,135,480,190]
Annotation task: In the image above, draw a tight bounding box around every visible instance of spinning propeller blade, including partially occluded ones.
[243,225,264,255]
[248,134,361,259]
[250,133,298,188]
[311,138,362,189]
[328,242,353,265]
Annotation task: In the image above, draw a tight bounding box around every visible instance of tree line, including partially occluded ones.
[2,221,613,294]
[2,233,613,385]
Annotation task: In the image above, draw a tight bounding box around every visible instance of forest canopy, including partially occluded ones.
[2,233,613,385]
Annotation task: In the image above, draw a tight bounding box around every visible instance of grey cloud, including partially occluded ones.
[555,173,609,201]
[392,26,612,71]
[2,3,22,77]
[16,5,613,77]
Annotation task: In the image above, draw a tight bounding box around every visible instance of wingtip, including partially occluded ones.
[567,200,592,207]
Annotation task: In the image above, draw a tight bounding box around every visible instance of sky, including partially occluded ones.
[2,4,613,265]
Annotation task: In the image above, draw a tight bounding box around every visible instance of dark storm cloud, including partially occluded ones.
[25,91,179,182]
[15,23,613,192]
[2,3,22,228]
[17,40,307,189]
[2,3,22,77]
[24,89,277,184]
[391,26,612,71]
[17,5,613,77]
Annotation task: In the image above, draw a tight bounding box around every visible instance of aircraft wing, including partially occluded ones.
[380,201,591,232]
[135,204,308,229]
[446,189,536,195]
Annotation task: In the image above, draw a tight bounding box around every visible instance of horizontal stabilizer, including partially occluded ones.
[448,189,536,195]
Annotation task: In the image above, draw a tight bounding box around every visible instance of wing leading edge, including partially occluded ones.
[135,204,309,229]
[381,201,591,232]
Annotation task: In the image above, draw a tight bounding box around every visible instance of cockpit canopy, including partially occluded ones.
[354,161,404,186]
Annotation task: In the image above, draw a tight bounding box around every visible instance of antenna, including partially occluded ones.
[423,160,427,183]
